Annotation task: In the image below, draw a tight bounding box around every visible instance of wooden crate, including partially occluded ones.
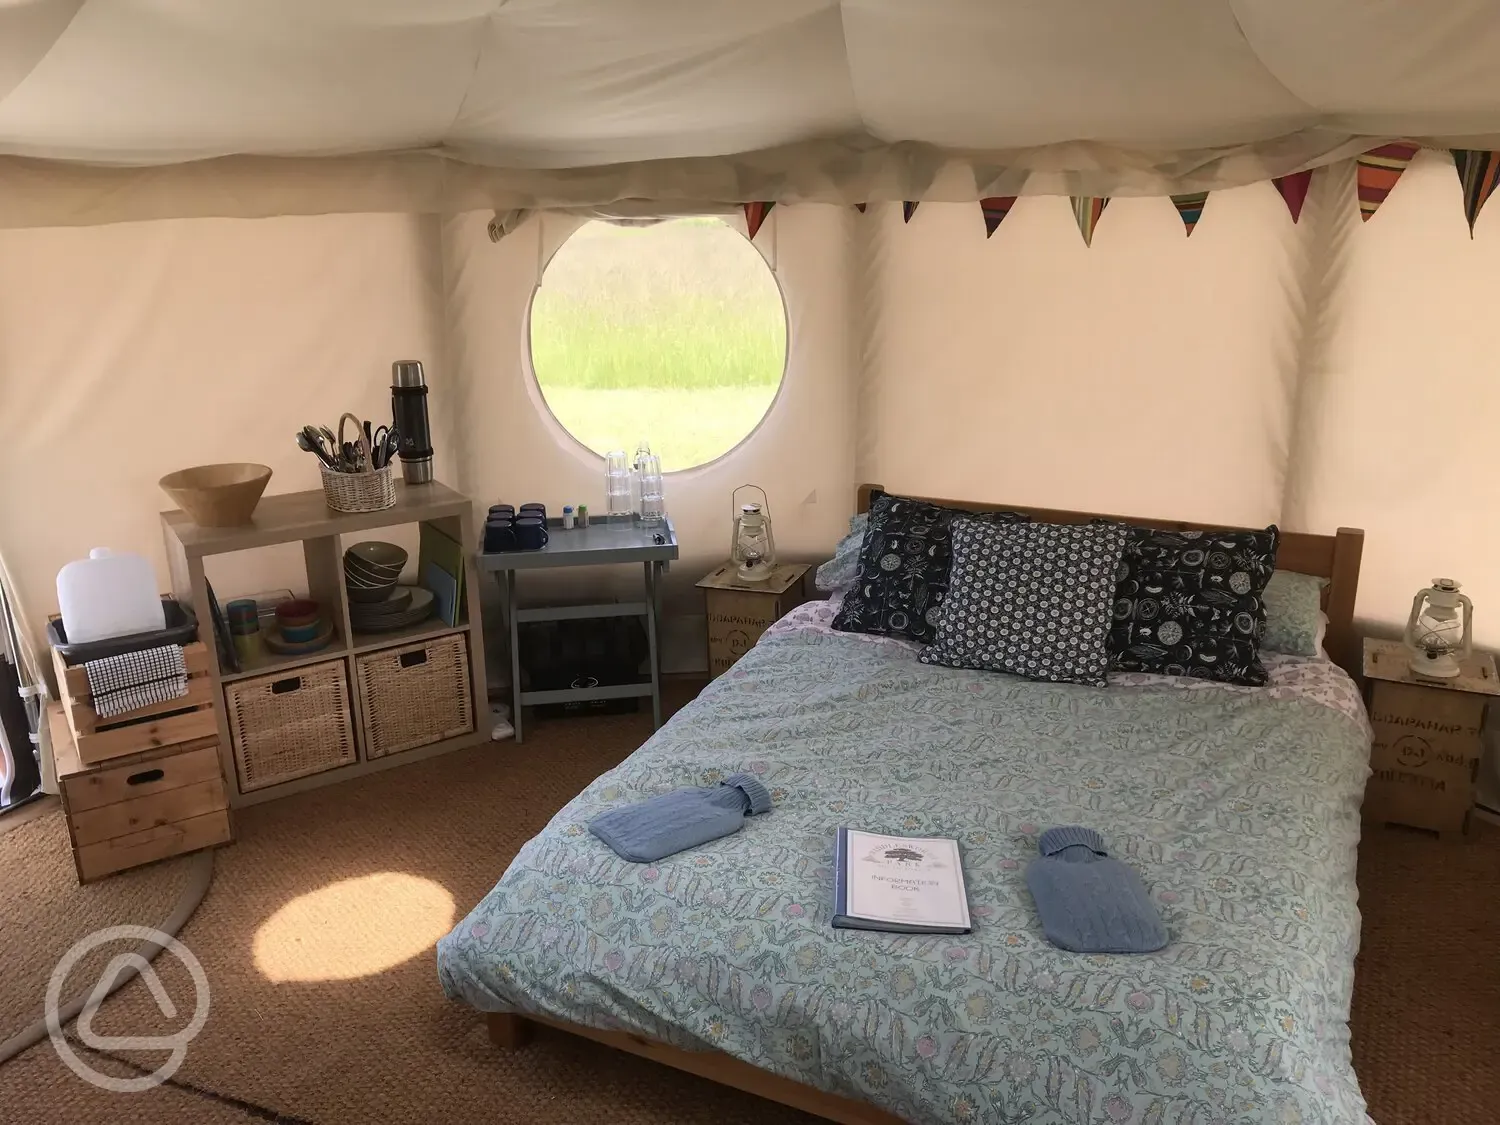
[51,640,218,766]
[695,562,810,678]
[1363,638,1500,839]
[49,702,232,883]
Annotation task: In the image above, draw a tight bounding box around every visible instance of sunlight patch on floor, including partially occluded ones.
[253,872,455,982]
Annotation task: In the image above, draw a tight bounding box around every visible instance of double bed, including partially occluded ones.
[438,488,1373,1125]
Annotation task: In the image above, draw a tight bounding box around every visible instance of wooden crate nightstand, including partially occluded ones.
[48,702,232,883]
[1362,637,1500,839]
[696,562,811,678]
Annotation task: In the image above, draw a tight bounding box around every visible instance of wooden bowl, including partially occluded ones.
[159,463,272,528]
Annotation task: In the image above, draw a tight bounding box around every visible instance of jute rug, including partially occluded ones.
[0,801,198,1038]
[1350,819,1500,1124]
[2,692,1495,1123]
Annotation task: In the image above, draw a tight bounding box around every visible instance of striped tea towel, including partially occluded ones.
[84,644,188,719]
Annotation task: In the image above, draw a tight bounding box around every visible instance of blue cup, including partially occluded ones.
[519,503,546,521]
[484,517,517,552]
[515,516,549,550]
[489,503,515,521]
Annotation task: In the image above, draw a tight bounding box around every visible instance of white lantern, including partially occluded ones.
[729,485,776,583]
[1405,577,1473,679]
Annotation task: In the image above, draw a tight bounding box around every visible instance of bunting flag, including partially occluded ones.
[1272,171,1312,222]
[1170,192,1208,235]
[743,202,774,240]
[1356,142,1418,221]
[759,163,1496,241]
[1452,149,1500,236]
[1071,196,1108,246]
[979,196,1017,237]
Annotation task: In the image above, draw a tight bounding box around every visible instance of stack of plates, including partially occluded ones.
[349,585,435,634]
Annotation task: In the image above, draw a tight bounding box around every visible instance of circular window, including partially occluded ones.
[529,217,788,472]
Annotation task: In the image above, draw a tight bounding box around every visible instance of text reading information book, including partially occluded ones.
[833,828,972,934]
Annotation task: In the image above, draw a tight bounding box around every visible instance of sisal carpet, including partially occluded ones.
[1350,820,1500,1124]
[2,691,1497,1124]
[0,800,198,1038]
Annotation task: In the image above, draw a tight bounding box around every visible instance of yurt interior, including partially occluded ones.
[3,5,1500,1123]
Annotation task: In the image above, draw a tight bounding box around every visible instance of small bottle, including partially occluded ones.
[562,505,575,530]
[577,504,589,528]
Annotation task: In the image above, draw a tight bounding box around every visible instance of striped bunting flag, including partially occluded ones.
[1452,149,1500,236]
[1071,196,1108,246]
[902,201,920,223]
[1170,192,1208,235]
[1356,143,1418,221]
[979,196,1017,237]
[743,202,774,240]
[1272,170,1313,222]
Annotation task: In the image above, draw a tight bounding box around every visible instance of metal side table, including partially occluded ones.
[477,518,679,743]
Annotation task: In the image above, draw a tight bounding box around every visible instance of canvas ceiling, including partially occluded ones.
[4,1,1500,227]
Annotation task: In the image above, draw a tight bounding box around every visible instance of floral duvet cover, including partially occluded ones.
[438,601,1372,1125]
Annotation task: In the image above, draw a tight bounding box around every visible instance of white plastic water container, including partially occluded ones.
[56,548,166,645]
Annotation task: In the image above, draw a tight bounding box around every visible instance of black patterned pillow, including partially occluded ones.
[1107,524,1280,685]
[831,494,1029,643]
[920,519,1127,686]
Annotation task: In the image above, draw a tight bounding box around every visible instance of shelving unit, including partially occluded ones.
[162,481,488,806]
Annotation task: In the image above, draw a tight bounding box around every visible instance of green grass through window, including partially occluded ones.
[530,219,787,470]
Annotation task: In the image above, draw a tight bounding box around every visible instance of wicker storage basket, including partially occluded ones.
[354,634,473,759]
[321,463,395,514]
[224,658,356,791]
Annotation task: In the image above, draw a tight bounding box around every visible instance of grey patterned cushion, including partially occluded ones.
[815,513,868,593]
[921,519,1128,686]
[1261,570,1327,656]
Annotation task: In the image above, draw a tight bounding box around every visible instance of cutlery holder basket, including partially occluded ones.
[321,463,395,514]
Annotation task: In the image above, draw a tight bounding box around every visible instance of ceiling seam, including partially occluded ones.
[442,1,511,143]
[1224,0,1319,117]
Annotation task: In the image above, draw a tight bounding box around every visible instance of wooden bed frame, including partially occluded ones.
[483,484,1366,1125]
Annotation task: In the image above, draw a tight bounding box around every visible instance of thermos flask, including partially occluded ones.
[390,360,433,484]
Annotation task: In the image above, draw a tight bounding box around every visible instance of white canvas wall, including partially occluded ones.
[857,187,1300,527]
[0,181,1496,674]
[864,156,1500,645]
[0,212,447,637]
[0,206,854,677]
[1293,153,1500,647]
[441,206,856,672]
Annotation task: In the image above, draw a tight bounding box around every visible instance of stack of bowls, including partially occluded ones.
[265,598,334,655]
[344,541,407,603]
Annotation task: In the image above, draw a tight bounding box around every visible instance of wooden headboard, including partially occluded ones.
[856,484,1366,678]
